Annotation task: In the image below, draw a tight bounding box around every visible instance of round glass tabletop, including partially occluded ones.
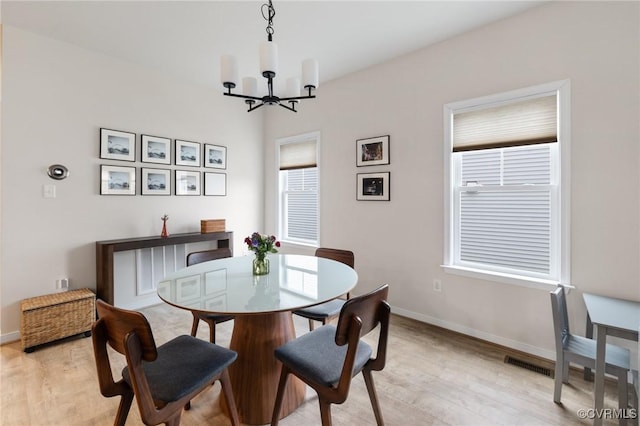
[158,254,358,314]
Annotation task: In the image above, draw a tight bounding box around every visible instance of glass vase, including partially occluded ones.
[252,256,269,275]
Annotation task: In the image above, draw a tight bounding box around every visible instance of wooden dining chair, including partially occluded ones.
[186,248,234,343]
[293,248,355,331]
[272,284,390,426]
[92,299,240,426]
[550,286,630,409]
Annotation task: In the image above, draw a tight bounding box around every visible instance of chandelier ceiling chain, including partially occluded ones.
[262,1,275,41]
[220,0,318,113]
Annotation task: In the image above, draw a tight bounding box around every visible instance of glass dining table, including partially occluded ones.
[157,253,358,425]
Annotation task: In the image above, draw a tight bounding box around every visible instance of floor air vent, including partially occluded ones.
[504,355,553,378]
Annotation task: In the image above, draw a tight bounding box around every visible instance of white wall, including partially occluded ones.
[0,27,265,340]
[264,1,640,359]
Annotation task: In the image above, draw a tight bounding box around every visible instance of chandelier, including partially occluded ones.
[220,0,318,113]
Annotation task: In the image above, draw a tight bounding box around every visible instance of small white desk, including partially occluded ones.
[158,254,358,425]
[583,293,640,426]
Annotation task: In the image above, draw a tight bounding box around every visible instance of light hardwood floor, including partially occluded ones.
[1,303,631,425]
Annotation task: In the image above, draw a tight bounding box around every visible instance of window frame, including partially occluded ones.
[276,131,320,247]
[443,80,571,290]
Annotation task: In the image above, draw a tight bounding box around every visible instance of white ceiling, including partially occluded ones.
[2,1,545,93]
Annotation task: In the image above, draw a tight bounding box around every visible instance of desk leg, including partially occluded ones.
[594,325,607,426]
[224,312,305,425]
[585,313,594,381]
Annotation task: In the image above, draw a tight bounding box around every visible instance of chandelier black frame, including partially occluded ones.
[221,0,318,112]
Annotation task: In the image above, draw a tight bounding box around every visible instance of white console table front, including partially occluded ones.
[96,232,233,309]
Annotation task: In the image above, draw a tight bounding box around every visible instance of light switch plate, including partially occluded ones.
[43,184,56,198]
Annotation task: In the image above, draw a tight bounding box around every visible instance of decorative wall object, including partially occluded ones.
[175,139,201,167]
[357,172,390,201]
[204,144,227,169]
[175,170,201,195]
[141,168,171,195]
[100,128,136,161]
[47,164,69,180]
[204,172,227,196]
[100,165,136,195]
[356,135,390,167]
[141,134,171,164]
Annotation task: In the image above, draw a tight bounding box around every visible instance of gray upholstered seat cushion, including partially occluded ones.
[295,299,345,319]
[122,335,237,403]
[275,325,372,387]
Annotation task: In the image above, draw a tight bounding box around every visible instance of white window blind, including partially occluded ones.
[279,140,317,170]
[283,168,318,242]
[453,94,557,151]
[455,144,554,277]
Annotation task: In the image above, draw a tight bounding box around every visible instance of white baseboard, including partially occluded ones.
[392,306,556,362]
[1,331,21,345]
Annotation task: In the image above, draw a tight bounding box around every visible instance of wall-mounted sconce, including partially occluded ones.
[47,164,69,180]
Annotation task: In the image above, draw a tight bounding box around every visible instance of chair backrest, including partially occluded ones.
[336,284,390,372]
[315,247,355,269]
[187,247,232,266]
[550,286,571,350]
[93,300,186,426]
[95,299,158,361]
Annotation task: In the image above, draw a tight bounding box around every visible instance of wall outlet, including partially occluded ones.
[56,278,69,290]
[433,279,442,292]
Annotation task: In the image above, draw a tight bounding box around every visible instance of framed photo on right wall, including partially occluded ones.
[357,172,390,201]
[356,135,390,167]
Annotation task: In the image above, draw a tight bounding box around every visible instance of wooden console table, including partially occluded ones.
[96,231,233,305]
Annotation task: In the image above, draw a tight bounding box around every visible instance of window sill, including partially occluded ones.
[441,265,573,291]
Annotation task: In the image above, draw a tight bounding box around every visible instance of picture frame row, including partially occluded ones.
[100,128,226,169]
[100,165,227,196]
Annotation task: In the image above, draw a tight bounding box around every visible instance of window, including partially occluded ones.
[278,132,319,246]
[443,81,570,288]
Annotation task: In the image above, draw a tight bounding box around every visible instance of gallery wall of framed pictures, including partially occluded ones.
[99,127,227,196]
[355,134,391,201]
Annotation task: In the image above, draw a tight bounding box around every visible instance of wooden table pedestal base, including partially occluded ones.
[222,312,305,425]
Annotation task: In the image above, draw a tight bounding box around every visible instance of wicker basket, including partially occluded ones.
[20,288,95,352]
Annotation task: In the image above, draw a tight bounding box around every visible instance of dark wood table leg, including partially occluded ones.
[223,312,305,425]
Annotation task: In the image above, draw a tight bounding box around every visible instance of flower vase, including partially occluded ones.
[252,255,269,275]
[161,220,168,238]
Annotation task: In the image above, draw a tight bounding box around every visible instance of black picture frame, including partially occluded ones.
[356,172,390,201]
[356,135,390,167]
[175,170,201,195]
[141,135,171,165]
[204,172,227,196]
[100,128,136,162]
[204,144,227,169]
[175,139,201,167]
[141,168,171,195]
[100,165,136,195]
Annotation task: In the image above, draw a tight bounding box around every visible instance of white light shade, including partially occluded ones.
[243,77,258,97]
[220,55,238,87]
[302,59,319,89]
[259,41,278,76]
[286,77,300,98]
